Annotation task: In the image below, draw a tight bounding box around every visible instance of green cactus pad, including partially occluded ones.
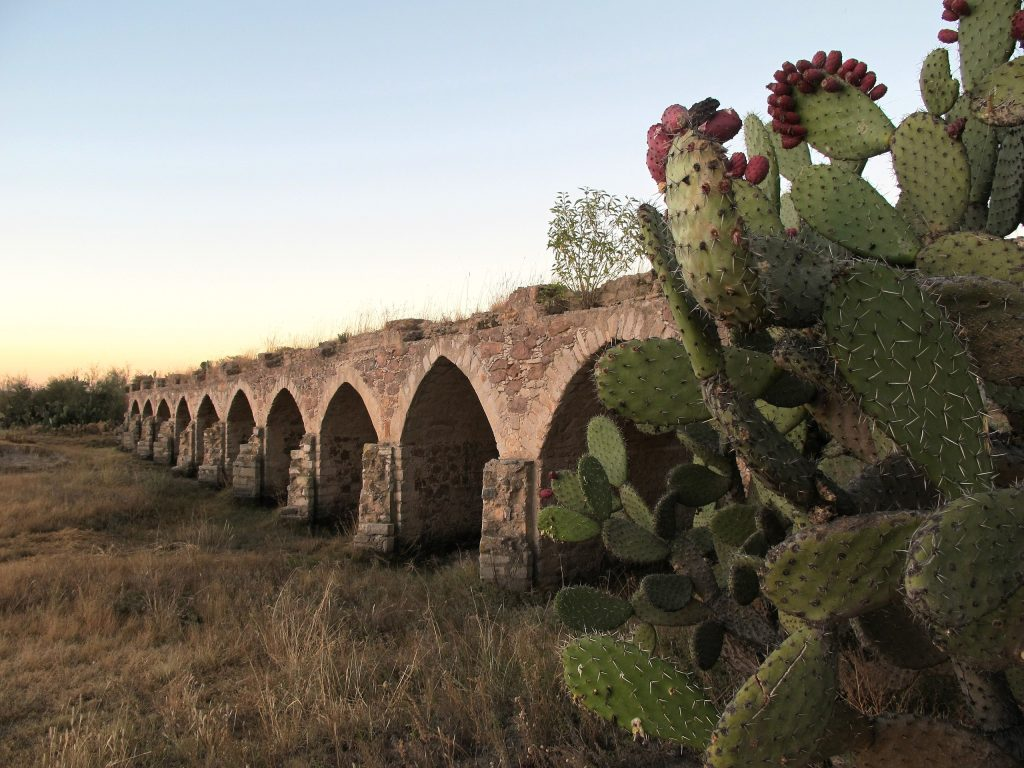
[747,234,836,328]
[791,83,896,160]
[951,94,1000,208]
[723,346,779,399]
[706,627,836,768]
[554,586,634,632]
[742,113,781,205]
[915,231,1024,283]
[758,372,818,409]
[904,488,1024,630]
[689,620,725,670]
[586,415,627,487]
[667,464,733,507]
[938,586,1024,670]
[831,156,868,175]
[631,589,708,627]
[770,130,811,183]
[891,112,969,238]
[578,455,614,520]
[538,505,601,543]
[595,339,708,429]
[779,192,799,229]
[791,165,919,265]
[763,511,921,623]
[971,51,1024,127]
[709,503,758,547]
[602,513,670,564]
[754,401,807,436]
[741,530,770,558]
[920,48,960,116]
[732,179,783,238]
[853,714,1021,768]
[551,470,588,516]
[823,261,992,498]
[986,127,1024,236]
[666,133,765,326]
[637,573,694,612]
[923,275,1024,386]
[653,490,686,540]
[619,483,656,532]
[729,557,761,606]
[632,622,657,653]
[958,0,1018,92]
[562,635,717,748]
[853,601,948,670]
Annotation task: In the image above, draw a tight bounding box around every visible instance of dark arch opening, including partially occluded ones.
[265,389,305,502]
[156,400,171,421]
[195,395,220,466]
[399,357,498,550]
[175,398,191,435]
[130,401,140,417]
[141,401,153,418]
[535,345,690,585]
[225,391,256,485]
[319,384,378,527]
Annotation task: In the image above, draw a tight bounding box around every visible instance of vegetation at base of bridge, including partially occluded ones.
[0,369,127,430]
[537,2,1024,766]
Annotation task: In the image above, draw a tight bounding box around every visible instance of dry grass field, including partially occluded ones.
[0,432,701,768]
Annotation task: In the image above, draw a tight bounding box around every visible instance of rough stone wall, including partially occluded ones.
[152,420,175,465]
[232,428,263,499]
[197,424,225,486]
[317,435,366,524]
[135,416,155,459]
[479,459,534,591]
[353,443,397,553]
[175,422,196,475]
[283,433,316,521]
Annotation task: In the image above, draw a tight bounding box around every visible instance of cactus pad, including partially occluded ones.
[920,48,960,116]
[668,463,734,507]
[619,483,656,532]
[853,714,1021,768]
[706,627,836,767]
[971,53,1024,128]
[538,505,601,543]
[578,455,614,520]
[957,0,1019,92]
[853,602,947,670]
[562,635,717,748]
[551,470,588,516]
[690,620,725,670]
[915,231,1024,283]
[555,586,634,632]
[743,113,781,205]
[986,126,1024,236]
[823,261,992,498]
[637,573,694,612]
[937,586,1024,670]
[747,234,835,328]
[709,503,758,547]
[791,85,895,160]
[595,339,708,429]
[586,415,627,487]
[763,511,921,622]
[602,513,671,564]
[891,112,969,238]
[904,488,1024,630]
[791,164,919,265]
[732,179,783,238]
[769,128,811,183]
[729,557,762,606]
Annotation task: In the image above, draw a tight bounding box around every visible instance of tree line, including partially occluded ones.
[0,369,128,428]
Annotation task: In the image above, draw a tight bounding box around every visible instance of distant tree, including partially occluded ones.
[546,187,647,307]
[0,377,34,427]
[0,368,128,429]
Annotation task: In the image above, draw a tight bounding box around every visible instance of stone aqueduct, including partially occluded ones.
[120,276,690,590]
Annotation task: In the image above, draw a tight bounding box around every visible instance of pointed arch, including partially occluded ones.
[130,401,140,417]
[225,389,256,485]
[156,399,171,421]
[141,400,153,418]
[397,355,499,549]
[195,394,220,466]
[312,367,384,441]
[318,382,378,525]
[265,388,305,502]
[175,397,191,435]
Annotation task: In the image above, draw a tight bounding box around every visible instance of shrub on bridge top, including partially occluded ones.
[546,187,647,307]
[540,3,1024,765]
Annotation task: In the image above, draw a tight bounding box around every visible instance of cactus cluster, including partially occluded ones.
[543,3,1024,765]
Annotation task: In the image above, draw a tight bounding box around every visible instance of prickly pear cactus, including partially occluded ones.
[543,5,1024,766]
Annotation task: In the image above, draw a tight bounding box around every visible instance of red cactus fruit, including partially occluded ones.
[539,487,554,500]
[947,117,967,139]
[868,84,888,100]
[840,58,858,73]
[812,51,827,68]
[803,68,825,85]
[949,0,970,15]
[648,123,672,155]
[823,76,844,92]
[647,146,668,185]
[859,72,877,92]
[744,155,770,185]
[786,72,802,86]
[782,61,797,73]
[938,29,959,43]
[942,9,960,21]
[796,80,815,94]
[700,109,742,141]
[726,152,748,178]
[547,471,559,480]
[781,135,804,149]
[796,59,812,72]
[775,94,796,109]
[785,227,799,237]
[1012,10,1024,40]
[852,61,868,80]
[768,82,793,95]
[825,50,843,74]
[661,104,690,135]
[774,69,788,83]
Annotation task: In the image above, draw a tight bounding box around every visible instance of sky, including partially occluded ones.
[0,1,948,383]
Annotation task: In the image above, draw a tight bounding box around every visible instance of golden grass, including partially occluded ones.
[0,433,695,767]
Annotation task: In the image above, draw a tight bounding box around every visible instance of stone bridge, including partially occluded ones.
[120,275,689,590]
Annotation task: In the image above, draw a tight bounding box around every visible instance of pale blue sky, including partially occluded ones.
[0,2,940,381]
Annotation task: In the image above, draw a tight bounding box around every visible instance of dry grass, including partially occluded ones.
[0,432,697,768]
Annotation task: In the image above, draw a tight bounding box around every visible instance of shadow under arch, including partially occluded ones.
[319,382,378,527]
[156,399,171,421]
[141,401,153,418]
[195,395,220,466]
[265,388,305,503]
[225,390,256,485]
[397,356,498,550]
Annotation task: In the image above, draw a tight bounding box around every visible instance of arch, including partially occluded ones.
[195,394,220,466]
[225,390,256,485]
[174,397,191,435]
[312,367,384,442]
[318,383,378,526]
[130,401,140,417]
[265,388,305,502]
[141,400,153,418]
[156,399,171,421]
[391,339,507,453]
[397,356,499,549]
